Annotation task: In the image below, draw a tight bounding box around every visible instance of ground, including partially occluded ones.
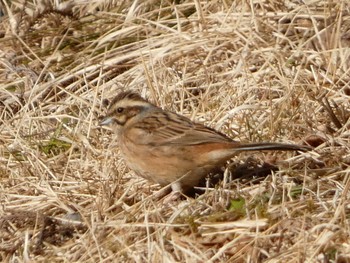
[0,0,350,262]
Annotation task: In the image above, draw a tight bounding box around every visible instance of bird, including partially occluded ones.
[100,91,311,194]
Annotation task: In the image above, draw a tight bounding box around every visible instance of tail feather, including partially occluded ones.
[235,142,312,152]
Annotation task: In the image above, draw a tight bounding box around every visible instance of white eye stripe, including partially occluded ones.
[109,99,151,110]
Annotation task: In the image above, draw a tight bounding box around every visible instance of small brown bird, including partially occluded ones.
[100,91,310,193]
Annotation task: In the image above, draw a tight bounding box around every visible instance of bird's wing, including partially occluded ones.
[127,110,233,146]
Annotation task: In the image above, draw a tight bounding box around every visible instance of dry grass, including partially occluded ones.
[0,0,349,262]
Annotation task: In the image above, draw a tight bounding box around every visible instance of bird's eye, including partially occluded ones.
[116,107,124,113]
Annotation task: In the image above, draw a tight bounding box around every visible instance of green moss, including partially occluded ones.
[248,193,271,218]
[228,196,246,216]
[38,138,71,156]
[325,247,337,261]
[290,185,303,199]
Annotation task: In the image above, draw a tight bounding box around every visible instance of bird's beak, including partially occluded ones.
[99,116,113,126]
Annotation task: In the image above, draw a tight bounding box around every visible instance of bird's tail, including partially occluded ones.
[234,142,312,152]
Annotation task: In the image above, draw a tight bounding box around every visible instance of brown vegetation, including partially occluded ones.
[0,0,349,262]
